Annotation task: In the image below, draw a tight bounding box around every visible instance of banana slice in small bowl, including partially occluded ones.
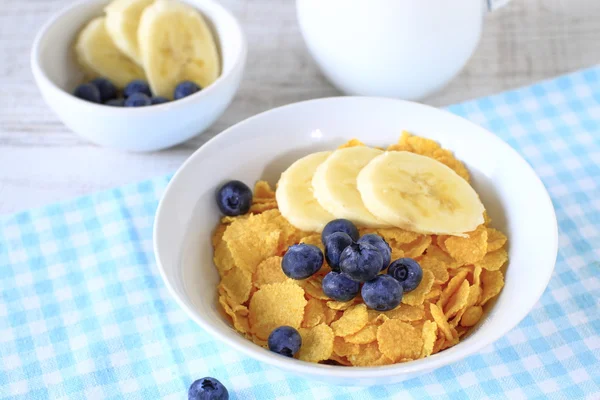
[31,0,246,152]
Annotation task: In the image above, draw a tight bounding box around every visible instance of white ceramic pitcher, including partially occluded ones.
[296,0,512,100]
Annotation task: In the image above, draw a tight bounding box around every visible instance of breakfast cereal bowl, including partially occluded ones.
[153,97,557,385]
[31,0,246,152]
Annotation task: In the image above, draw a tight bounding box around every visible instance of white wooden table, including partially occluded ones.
[1,0,599,215]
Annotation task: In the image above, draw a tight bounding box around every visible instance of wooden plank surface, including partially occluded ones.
[1,0,599,214]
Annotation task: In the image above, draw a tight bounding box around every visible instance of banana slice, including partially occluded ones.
[357,151,484,235]
[276,152,336,232]
[74,17,146,88]
[312,147,389,227]
[138,0,220,98]
[105,0,154,65]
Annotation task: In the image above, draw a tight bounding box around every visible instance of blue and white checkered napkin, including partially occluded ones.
[2,67,600,400]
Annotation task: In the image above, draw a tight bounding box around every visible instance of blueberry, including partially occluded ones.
[322,271,360,302]
[361,275,403,311]
[281,244,323,280]
[324,232,353,271]
[188,377,229,400]
[73,83,101,103]
[388,258,423,292]
[339,242,382,282]
[105,98,124,107]
[124,93,151,107]
[216,180,252,216]
[124,79,152,97]
[151,96,169,105]
[90,78,117,102]
[358,234,391,271]
[174,80,202,100]
[268,326,302,357]
[321,219,359,244]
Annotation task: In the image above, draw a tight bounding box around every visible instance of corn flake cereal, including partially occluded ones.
[331,304,368,336]
[344,324,378,344]
[213,133,508,367]
[475,248,508,271]
[302,298,326,328]
[297,324,334,362]
[377,319,423,362]
[249,281,306,339]
[444,225,488,264]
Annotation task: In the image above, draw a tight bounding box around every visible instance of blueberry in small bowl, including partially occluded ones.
[388,258,423,292]
[268,326,302,358]
[339,242,382,282]
[322,271,360,302]
[216,180,252,216]
[321,219,359,244]
[175,80,202,100]
[73,83,101,103]
[90,77,117,102]
[324,231,353,271]
[124,93,151,107]
[124,79,152,97]
[362,274,403,311]
[281,244,323,280]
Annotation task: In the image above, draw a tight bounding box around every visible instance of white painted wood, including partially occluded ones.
[1,0,599,214]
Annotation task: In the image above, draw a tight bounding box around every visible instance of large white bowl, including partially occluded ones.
[31,0,246,152]
[153,97,557,386]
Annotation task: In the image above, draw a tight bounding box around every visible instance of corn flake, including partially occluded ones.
[333,336,360,357]
[344,324,378,344]
[348,342,383,366]
[444,225,488,264]
[297,324,334,362]
[253,181,275,201]
[338,138,366,149]
[220,266,253,305]
[302,298,326,328]
[430,303,455,341]
[486,227,507,252]
[444,280,470,318]
[402,270,435,306]
[331,304,368,336]
[475,248,508,271]
[418,254,450,284]
[460,306,484,327]
[254,256,288,288]
[249,281,307,340]
[480,269,504,306]
[380,304,425,321]
[326,300,356,311]
[377,319,423,362]
[420,320,438,358]
[438,270,469,309]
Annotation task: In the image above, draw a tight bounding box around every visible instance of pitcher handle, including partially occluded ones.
[486,0,512,11]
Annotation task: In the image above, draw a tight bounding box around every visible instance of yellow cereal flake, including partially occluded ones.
[344,324,378,344]
[249,281,307,340]
[348,342,383,366]
[466,284,482,308]
[430,303,455,341]
[330,354,352,366]
[402,235,432,259]
[212,223,228,248]
[333,336,360,357]
[377,228,420,245]
[377,319,423,362]
[475,248,508,272]
[326,300,356,311]
[483,210,492,225]
[486,227,507,252]
[444,225,488,264]
[323,306,340,324]
[301,279,329,300]
[297,324,334,362]
[460,306,484,327]
[253,181,275,201]
[444,280,470,318]
[480,269,504,306]
[402,270,435,306]
[426,245,460,269]
[224,211,283,274]
[219,295,250,333]
[420,320,438,358]
[379,304,425,321]
[220,266,253,305]
[302,298,325,328]
[214,239,235,277]
[439,270,469,309]
[418,254,450,284]
[254,256,288,287]
[331,304,368,337]
[338,138,366,149]
[249,201,278,214]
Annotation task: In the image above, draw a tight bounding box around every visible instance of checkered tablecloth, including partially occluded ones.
[1,67,599,400]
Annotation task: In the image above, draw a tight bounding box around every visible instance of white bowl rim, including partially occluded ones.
[153,96,558,379]
[30,0,247,113]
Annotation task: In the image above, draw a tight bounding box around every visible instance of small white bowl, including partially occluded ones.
[153,97,557,386]
[31,0,246,152]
